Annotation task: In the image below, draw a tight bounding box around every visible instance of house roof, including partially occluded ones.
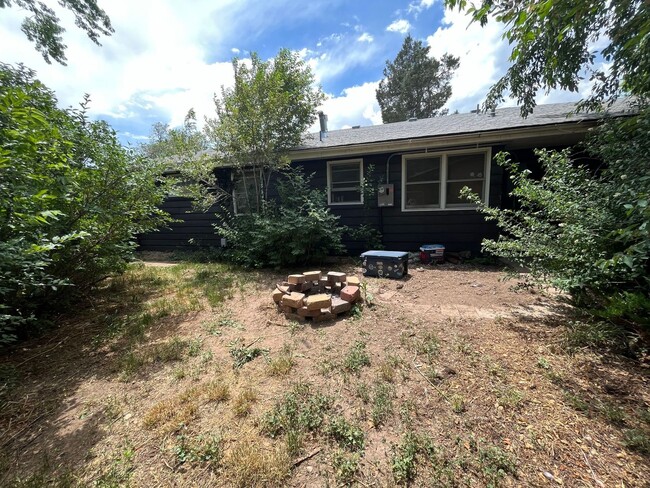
[295,99,635,156]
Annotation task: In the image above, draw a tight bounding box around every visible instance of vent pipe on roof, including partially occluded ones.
[318,111,328,141]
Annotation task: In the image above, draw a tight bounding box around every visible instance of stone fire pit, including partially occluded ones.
[272,270,361,323]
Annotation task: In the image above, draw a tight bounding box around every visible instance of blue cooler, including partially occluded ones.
[360,250,409,279]
[419,244,445,264]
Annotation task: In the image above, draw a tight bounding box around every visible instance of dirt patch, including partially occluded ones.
[1,261,648,486]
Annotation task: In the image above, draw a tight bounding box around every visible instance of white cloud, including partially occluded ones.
[312,82,382,132]
[357,32,374,43]
[0,0,245,136]
[307,33,380,83]
[231,48,240,54]
[386,19,411,34]
[427,7,603,114]
[408,0,437,14]
[426,9,510,112]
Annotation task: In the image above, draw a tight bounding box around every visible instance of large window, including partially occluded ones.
[402,150,490,210]
[327,159,363,205]
[233,168,262,215]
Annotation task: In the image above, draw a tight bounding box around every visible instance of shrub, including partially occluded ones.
[216,169,346,268]
[462,110,650,338]
[0,64,170,343]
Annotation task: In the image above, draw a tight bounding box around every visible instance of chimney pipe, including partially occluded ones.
[318,111,328,141]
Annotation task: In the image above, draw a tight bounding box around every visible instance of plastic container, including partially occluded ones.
[360,250,409,279]
[419,244,445,264]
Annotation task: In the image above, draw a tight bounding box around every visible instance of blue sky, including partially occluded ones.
[0,0,593,145]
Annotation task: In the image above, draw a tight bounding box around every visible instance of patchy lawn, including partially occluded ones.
[0,257,648,487]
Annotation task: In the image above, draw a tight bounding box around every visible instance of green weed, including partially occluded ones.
[622,429,650,454]
[326,415,365,452]
[496,386,524,409]
[228,340,268,369]
[392,431,419,484]
[598,402,626,424]
[94,441,135,487]
[355,382,370,404]
[343,341,370,374]
[262,383,332,456]
[173,432,222,468]
[478,445,517,486]
[564,391,589,413]
[371,382,394,428]
[331,449,361,485]
[451,394,466,414]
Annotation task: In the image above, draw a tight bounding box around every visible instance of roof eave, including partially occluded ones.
[289,121,599,161]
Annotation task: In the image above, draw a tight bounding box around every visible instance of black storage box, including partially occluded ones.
[360,250,409,279]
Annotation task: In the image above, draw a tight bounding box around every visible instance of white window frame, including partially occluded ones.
[232,167,263,215]
[327,159,364,206]
[401,148,491,212]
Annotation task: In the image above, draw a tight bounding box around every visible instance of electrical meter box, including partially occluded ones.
[378,184,394,207]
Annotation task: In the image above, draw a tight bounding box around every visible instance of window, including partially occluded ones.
[233,168,262,214]
[402,149,490,210]
[327,159,363,205]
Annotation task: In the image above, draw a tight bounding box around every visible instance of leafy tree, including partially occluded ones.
[0,63,170,343]
[206,48,325,213]
[376,34,459,123]
[1,0,113,65]
[445,0,649,115]
[141,110,225,210]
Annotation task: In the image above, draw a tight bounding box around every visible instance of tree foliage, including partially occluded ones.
[206,48,325,213]
[376,34,459,123]
[140,110,224,211]
[0,0,113,65]
[462,111,650,332]
[0,63,170,343]
[445,0,649,115]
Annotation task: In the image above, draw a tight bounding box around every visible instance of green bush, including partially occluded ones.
[462,109,650,337]
[0,63,170,343]
[216,169,346,268]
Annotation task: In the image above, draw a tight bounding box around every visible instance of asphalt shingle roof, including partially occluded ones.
[298,99,634,150]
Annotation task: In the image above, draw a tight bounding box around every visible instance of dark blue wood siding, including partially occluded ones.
[298,149,503,255]
[139,148,508,255]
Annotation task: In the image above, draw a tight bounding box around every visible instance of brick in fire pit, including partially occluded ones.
[280,304,297,314]
[272,289,285,303]
[281,292,305,308]
[297,306,321,317]
[327,271,347,284]
[297,281,313,292]
[288,274,305,284]
[303,270,321,282]
[305,293,332,310]
[313,311,336,323]
[340,285,360,303]
[346,276,360,286]
[330,296,352,314]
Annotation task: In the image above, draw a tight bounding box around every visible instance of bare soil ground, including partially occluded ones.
[0,256,648,487]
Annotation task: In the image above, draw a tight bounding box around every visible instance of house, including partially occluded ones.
[138,99,633,254]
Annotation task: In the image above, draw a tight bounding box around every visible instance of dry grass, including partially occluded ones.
[2,259,649,488]
[223,435,291,487]
[232,387,258,418]
[205,380,231,403]
[267,344,295,376]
